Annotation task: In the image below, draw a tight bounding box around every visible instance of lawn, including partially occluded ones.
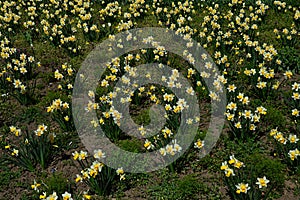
[0,0,299,199]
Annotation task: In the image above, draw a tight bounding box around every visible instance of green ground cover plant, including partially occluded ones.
[0,0,299,199]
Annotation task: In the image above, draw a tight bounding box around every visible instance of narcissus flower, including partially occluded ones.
[79,151,88,160]
[13,79,22,88]
[256,106,267,115]
[144,139,154,150]
[120,174,126,180]
[75,174,82,183]
[93,149,106,159]
[228,155,244,168]
[288,134,299,143]
[62,192,72,200]
[221,161,228,170]
[284,70,293,79]
[227,84,237,92]
[9,126,17,133]
[35,124,47,136]
[116,167,124,175]
[31,179,41,192]
[116,167,126,180]
[292,109,299,117]
[194,139,204,149]
[72,151,79,160]
[39,192,47,199]
[236,183,250,194]
[256,176,270,188]
[292,82,300,91]
[224,168,235,177]
[83,191,91,200]
[269,128,278,136]
[46,192,58,200]
[288,149,299,161]
[292,92,299,100]
[159,148,167,156]
[12,148,19,156]
[64,116,69,121]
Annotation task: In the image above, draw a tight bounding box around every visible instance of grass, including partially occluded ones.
[0,0,299,199]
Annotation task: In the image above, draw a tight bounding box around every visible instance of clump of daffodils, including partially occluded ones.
[225,92,267,140]
[0,48,39,105]
[269,128,300,168]
[291,82,300,119]
[47,98,75,132]
[159,139,182,156]
[3,124,58,171]
[220,154,244,177]
[73,149,125,196]
[221,155,271,199]
[53,63,75,94]
[32,186,92,200]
